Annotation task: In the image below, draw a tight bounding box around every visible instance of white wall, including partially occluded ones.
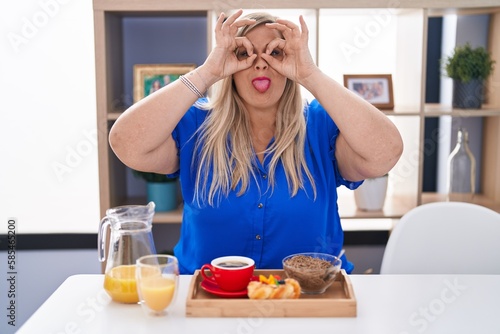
[0,249,101,333]
[0,0,99,233]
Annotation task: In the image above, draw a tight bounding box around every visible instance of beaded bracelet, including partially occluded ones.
[179,75,204,98]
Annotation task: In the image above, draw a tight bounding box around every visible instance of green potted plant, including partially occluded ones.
[443,43,495,109]
[132,170,179,212]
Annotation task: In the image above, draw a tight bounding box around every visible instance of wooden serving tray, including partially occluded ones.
[186,269,357,317]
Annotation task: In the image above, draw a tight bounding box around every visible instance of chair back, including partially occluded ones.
[380,202,500,274]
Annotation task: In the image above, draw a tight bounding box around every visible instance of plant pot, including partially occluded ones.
[452,79,483,109]
[146,181,178,212]
[354,176,388,211]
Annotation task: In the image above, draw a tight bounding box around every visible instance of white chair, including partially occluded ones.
[380,202,500,274]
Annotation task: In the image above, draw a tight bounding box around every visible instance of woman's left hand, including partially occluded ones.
[262,16,318,84]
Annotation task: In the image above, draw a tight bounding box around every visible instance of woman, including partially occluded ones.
[109,10,403,274]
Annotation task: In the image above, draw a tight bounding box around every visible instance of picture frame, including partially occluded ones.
[133,63,197,102]
[343,74,394,110]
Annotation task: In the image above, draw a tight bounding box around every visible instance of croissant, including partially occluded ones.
[247,278,301,299]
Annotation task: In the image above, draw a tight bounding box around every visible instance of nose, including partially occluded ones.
[254,53,268,70]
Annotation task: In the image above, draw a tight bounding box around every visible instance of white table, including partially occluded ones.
[18,274,500,334]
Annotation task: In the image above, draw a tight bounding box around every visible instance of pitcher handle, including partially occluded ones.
[98,216,110,262]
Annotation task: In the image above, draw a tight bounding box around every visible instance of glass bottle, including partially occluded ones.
[447,128,476,202]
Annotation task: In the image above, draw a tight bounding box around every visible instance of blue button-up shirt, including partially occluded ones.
[171,99,361,274]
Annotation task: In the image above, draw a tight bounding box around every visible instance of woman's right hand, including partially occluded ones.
[109,10,257,176]
[202,9,257,80]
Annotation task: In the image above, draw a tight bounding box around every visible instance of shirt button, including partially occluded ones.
[262,174,268,179]
[255,235,261,240]
[257,203,263,209]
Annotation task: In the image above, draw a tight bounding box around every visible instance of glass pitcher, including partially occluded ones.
[98,202,157,303]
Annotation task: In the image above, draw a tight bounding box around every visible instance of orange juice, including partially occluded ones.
[139,277,176,312]
[103,265,138,303]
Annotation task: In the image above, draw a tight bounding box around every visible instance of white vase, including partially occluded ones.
[354,175,388,211]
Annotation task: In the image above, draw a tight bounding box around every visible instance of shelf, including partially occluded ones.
[109,107,423,119]
[400,104,500,117]
[421,192,500,213]
[131,192,500,224]
[124,197,183,223]
[109,104,500,120]
[125,193,417,224]
[381,106,421,116]
[93,0,500,11]
[338,194,416,219]
[108,112,123,121]
[428,6,500,17]
[424,103,500,117]
[154,208,183,224]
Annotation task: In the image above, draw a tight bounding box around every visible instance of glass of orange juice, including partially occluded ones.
[136,254,179,316]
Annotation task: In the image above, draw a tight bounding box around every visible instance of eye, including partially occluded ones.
[270,48,284,60]
[236,49,250,60]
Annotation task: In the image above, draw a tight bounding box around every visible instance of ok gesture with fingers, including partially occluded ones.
[204,9,257,80]
[262,16,318,85]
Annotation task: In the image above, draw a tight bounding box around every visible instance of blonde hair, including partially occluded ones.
[193,12,316,206]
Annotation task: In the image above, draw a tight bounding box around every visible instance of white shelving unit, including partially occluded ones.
[93,0,500,226]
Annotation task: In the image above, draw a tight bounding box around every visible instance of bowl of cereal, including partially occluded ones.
[282,252,342,294]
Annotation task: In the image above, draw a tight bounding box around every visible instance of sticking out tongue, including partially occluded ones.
[252,78,271,93]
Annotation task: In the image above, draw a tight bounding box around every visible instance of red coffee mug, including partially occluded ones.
[200,256,255,292]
